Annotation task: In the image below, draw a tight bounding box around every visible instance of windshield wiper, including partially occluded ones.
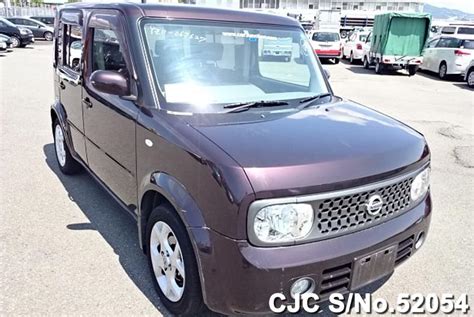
[223,100,289,113]
[297,93,332,110]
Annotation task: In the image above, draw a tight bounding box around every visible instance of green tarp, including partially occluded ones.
[371,13,432,57]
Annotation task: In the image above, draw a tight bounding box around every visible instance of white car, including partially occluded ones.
[463,59,474,88]
[343,31,370,64]
[421,35,474,79]
[309,30,342,64]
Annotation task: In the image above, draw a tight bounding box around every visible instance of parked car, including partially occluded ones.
[29,16,55,26]
[6,17,54,41]
[0,33,13,49]
[421,36,474,80]
[364,13,431,76]
[52,3,432,315]
[462,59,474,88]
[309,29,342,63]
[261,37,293,61]
[343,31,370,63]
[0,17,34,48]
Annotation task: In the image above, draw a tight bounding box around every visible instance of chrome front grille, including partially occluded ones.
[313,177,413,238]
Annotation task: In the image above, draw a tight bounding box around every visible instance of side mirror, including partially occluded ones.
[324,69,331,79]
[90,70,130,96]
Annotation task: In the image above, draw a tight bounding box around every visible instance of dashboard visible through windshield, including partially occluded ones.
[141,19,329,113]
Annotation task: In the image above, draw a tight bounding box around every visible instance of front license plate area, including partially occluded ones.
[351,245,397,290]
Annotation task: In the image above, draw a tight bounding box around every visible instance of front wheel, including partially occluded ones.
[349,52,354,64]
[146,205,206,316]
[334,58,340,64]
[53,120,81,175]
[10,36,20,48]
[375,59,384,74]
[408,65,418,76]
[467,68,474,88]
[363,56,370,69]
[439,62,448,80]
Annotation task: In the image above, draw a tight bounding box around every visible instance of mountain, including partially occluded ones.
[423,4,474,20]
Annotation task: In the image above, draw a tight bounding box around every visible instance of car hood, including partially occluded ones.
[191,100,428,197]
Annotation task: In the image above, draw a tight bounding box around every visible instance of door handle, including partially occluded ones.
[59,82,66,90]
[82,97,93,108]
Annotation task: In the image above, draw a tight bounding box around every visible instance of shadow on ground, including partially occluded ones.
[417,70,464,83]
[43,143,171,316]
[44,143,392,317]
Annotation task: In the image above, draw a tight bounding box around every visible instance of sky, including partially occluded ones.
[424,0,474,14]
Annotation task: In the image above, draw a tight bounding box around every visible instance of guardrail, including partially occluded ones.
[0,6,55,18]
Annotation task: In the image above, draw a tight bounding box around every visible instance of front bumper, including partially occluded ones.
[192,194,432,315]
[20,34,34,45]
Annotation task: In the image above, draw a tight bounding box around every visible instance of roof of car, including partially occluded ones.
[61,3,301,28]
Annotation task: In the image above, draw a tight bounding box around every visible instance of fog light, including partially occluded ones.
[290,278,314,298]
[415,232,425,249]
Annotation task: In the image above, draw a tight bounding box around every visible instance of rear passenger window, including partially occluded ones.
[91,28,128,75]
[458,27,474,35]
[62,24,83,72]
[437,38,461,48]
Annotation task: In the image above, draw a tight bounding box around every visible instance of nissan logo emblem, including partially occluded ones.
[366,194,383,216]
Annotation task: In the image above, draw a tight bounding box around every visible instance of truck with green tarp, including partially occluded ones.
[363,12,431,75]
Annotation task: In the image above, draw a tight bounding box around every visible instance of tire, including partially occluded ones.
[334,58,340,64]
[375,59,384,74]
[349,52,354,64]
[439,62,448,80]
[408,65,418,76]
[44,31,53,41]
[467,68,474,88]
[10,36,20,48]
[53,120,81,175]
[146,205,206,316]
[363,56,370,69]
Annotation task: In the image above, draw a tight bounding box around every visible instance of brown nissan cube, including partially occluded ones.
[51,3,432,315]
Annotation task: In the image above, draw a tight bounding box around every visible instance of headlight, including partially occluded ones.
[410,168,430,202]
[20,28,29,35]
[253,203,313,243]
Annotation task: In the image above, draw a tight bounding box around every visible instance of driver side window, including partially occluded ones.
[91,28,127,75]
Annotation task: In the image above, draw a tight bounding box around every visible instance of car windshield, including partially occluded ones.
[312,32,340,42]
[0,17,16,28]
[141,20,329,113]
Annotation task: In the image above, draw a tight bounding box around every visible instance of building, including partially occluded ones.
[148,0,425,29]
[158,0,424,12]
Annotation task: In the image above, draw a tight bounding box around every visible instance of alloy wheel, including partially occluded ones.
[54,124,66,167]
[468,71,474,87]
[150,221,185,302]
[439,64,447,79]
[44,32,53,41]
[10,36,20,48]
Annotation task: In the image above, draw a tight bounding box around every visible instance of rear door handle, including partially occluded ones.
[82,97,93,108]
[59,82,66,90]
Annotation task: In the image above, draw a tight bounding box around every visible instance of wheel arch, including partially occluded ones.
[138,172,208,254]
[50,101,74,150]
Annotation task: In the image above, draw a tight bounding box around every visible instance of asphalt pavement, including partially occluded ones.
[0,43,473,316]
